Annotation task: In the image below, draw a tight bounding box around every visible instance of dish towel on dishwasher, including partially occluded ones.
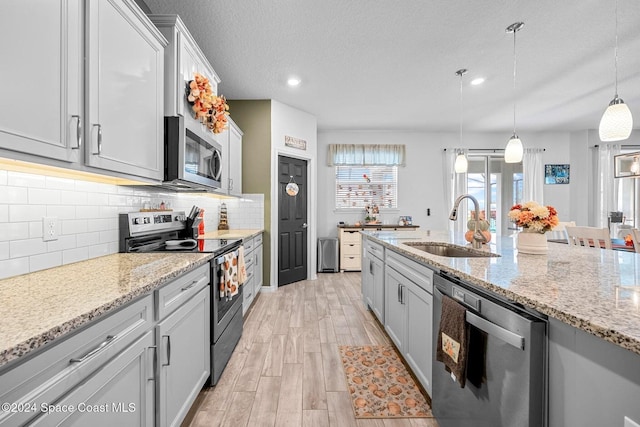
[237,245,247,285]
[436,295,469,388]
[220,251,239,300]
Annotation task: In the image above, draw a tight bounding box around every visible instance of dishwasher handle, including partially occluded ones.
[466,311,525,350]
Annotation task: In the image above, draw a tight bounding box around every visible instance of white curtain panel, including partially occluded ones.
[595,144,621,228]
[327,144,406,166]
[522,148,544,204]
[443,148,468,234]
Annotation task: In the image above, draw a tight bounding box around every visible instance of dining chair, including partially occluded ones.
[547,221,576,241]
[565,226,612,249]
[631,228,640,253]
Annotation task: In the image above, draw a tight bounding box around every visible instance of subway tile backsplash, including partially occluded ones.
[0,170,264,280]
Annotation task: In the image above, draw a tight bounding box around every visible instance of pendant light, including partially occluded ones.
[504,22,524,164]
[454,69,469,173]
[599,0,633,141]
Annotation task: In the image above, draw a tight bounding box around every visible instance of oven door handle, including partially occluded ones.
[466,311,525,350]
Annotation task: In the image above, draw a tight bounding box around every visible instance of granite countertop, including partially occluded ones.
[0,253,214,368]
[363,230,640,356]
[199,229,263,240]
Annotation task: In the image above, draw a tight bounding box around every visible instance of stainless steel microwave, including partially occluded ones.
[163,116,222,191]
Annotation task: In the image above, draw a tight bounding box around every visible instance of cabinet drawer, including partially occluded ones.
[341,254,361,271]
[386,250,434,294]
[341,230,361,244]
[156,263,210,320]
[342,242,361,255]
[0,295,153,427]
[243,237,255,254]
[253,233,263,246]
[367,240,384,260]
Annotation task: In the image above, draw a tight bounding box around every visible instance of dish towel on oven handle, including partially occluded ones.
[237,245,247,285]
[220,251,239,300]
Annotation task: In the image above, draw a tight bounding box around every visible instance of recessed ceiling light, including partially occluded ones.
[470,77,485,86]
[287,77,301,87]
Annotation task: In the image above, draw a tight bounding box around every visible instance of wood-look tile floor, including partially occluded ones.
[185,272,439,427]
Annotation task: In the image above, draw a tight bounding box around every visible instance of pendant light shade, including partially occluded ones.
[600,98,633,141]
[454,68,468,174]
[504,22,524,164]
[600,0,632,142]
[505,135,524,163]
[454,152,468,173]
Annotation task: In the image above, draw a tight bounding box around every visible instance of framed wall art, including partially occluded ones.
[545,164,570,184]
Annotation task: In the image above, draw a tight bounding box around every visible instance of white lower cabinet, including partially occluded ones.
[156,285,210,427]
[383,250,434,395]
[30,331,155,427]
[0,262,212,427]
[243,234,263,316]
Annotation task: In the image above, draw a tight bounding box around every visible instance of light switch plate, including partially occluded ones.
[42,216,58,242]
[625,416,640,427]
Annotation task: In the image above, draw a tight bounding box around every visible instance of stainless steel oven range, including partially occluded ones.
[119,210,243,386]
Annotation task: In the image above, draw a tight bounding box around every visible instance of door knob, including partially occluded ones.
[302,223,308,229]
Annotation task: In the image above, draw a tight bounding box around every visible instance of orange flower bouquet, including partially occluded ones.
[186,72,229,134]
[508,201,559,233]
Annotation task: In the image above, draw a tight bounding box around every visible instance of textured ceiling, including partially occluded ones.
[143,0,640,133]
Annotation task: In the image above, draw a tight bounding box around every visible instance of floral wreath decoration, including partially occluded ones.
[186,72,229,134]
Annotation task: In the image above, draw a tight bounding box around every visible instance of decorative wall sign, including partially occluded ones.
[285,135,307,150]
[545,164,570,184]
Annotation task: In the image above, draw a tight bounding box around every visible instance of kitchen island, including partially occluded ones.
[362,229,640,427]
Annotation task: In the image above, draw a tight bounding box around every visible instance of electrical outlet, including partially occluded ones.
[625,416,640,427]
[42,217,58,242]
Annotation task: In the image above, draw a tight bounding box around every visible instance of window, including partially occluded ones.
[335,165,398,209]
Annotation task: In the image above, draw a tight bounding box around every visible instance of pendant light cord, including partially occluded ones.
[512,27,517,135]
[459,72,463,146]
[614,0,619,97]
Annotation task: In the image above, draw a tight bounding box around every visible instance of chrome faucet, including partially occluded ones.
[450,194,487,249]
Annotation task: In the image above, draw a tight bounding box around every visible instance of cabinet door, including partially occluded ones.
[404,282,433,395]
[228,119,243,196]
[0,0,82,163]
[384,267,405,351]
[371,255,385,323]
[30,331,155,427]
[361,255,373,308]
[85,0,165,180]
[156,286,210,427]
[255,243,263,289]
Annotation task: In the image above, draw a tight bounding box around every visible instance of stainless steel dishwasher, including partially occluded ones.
[432,271,547,427]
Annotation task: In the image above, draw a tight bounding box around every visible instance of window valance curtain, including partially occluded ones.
[327,144,406,166]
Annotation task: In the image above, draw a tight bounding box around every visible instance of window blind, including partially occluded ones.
[335,165,398,209]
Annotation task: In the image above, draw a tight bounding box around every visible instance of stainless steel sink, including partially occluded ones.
[404,242,500,258]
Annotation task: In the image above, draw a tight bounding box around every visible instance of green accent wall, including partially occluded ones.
[228,100,272,287]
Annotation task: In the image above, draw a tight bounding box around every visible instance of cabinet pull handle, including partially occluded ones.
[181,280,198,292]
[397,283,401,303]
[70,334,116,363]
[92,123,102,155]
[401,285,405,305]
[162,335,171,366]
[369,260,373,275]
[229,178,234,190]
[71,115,82,149]
[148,345,157,381]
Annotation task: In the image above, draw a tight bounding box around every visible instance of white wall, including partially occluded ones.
[0,169,263,280]
[317,130,574,238]
[270,100,318,285]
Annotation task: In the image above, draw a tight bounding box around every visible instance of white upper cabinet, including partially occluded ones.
[0,0,83,163]
[149,15,220,119]
[227,118,243,196]
[85,0,166,180]
[0,0,166,182]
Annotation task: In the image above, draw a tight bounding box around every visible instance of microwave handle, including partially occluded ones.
[212,150,222,180]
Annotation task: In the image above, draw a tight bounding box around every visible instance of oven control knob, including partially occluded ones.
[175,215,186,221]
[133,218,141,225]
